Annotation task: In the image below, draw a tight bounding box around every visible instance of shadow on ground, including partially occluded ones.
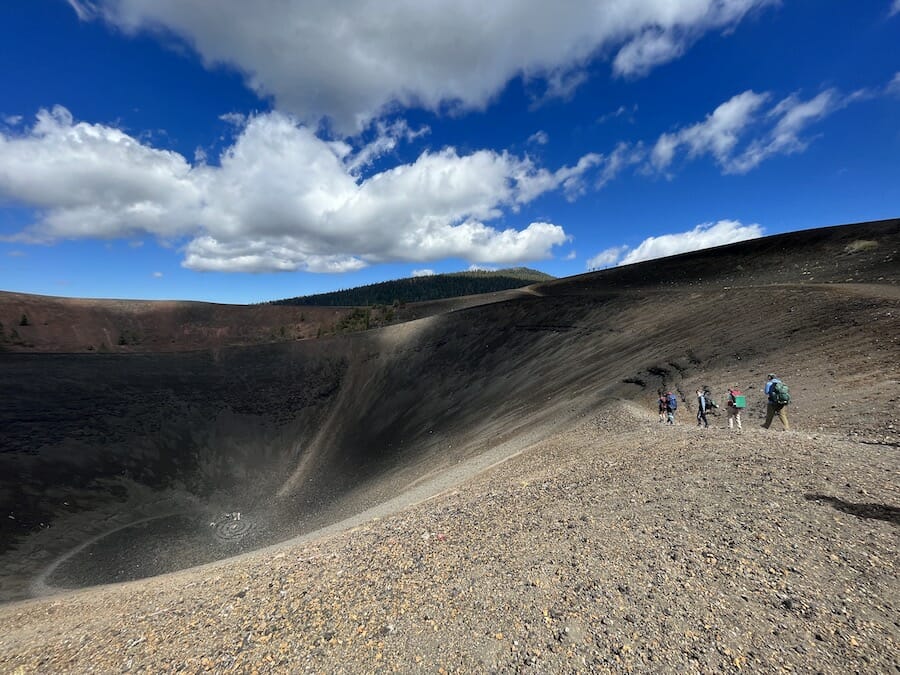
[805,494,900,526]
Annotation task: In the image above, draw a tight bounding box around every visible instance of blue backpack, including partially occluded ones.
[666,393,678,411]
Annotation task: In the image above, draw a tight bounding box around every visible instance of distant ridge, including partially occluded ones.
[270,267,554,307]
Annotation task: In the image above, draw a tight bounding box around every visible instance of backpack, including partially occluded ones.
[729,389,746,408]
[703,392,717,410]
[771,381,791,405]
[666,393,678,411]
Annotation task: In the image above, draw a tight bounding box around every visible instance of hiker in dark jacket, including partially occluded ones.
[658,393,667,423]
[762,373,790,430]
[696,388,710,428]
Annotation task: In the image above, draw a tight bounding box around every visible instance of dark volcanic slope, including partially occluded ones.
[0,218,897,603]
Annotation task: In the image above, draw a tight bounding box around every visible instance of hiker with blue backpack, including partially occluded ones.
[725,387,746,430]
[665,391,678,425]
[762,373,791,430]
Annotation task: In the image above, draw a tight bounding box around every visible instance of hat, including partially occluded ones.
[768,373,776,379]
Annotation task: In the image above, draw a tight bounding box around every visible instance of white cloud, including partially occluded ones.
[219,112,247,127]
[587,246,629,270]
[67,0,776,134]
[892,0,900,17]
[565,250,577,260]
[623,220,763,265]
[597,104,637,124]
[0,107,589,272]
[0,106,200,241]
[649,133,679,173]
[612,1,777,78]
[468,264,497,272]
[651,88,855,175]
[614,27,685,78]
[588,220,763,267]
[152,271,163,278]
[597,142,646,188]
[411,268,435,277]
[727,90,841,173]
[528,130,549,145]
[651,90,769,171]
[3,115,23,126]
[344,120,429,174]
[887,72,900,96]
[511,152,603,204]
[531,69,590,108]
[65,0,92,20]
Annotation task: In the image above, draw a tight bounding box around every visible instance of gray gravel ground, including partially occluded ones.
[1,401,897,674]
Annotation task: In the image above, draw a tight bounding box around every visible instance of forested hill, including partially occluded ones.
[270,268,554,307]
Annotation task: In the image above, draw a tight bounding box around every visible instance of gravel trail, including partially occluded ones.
[1,402,896,674]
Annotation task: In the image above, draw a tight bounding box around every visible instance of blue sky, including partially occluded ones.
[1,1,898,304]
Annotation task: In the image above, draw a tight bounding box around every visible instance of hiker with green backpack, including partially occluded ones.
[762,373,791,430]
[725,387,746,430]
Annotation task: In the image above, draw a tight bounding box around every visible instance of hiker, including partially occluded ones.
[657,392,667,423]
[762,373,790,430]
[704,388,718,415]
[725,387,745,430]
[695,389,708,428]
[665,391,678,425]
[696,388,713,428]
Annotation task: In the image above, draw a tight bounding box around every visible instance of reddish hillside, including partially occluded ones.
[0,294,363,353]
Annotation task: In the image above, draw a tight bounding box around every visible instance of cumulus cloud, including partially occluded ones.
[67,0,776,134]
[0,107,594,272]
[587,246,628,270]
[0,106,200,242]
[411,269,435,277]
[651,88,855,175]
[588,220,763,267]
[528,131,549,145]
[619,219,763,264]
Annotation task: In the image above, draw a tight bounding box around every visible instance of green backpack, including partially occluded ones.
[729,390,746,408]
[771,381,791,405]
